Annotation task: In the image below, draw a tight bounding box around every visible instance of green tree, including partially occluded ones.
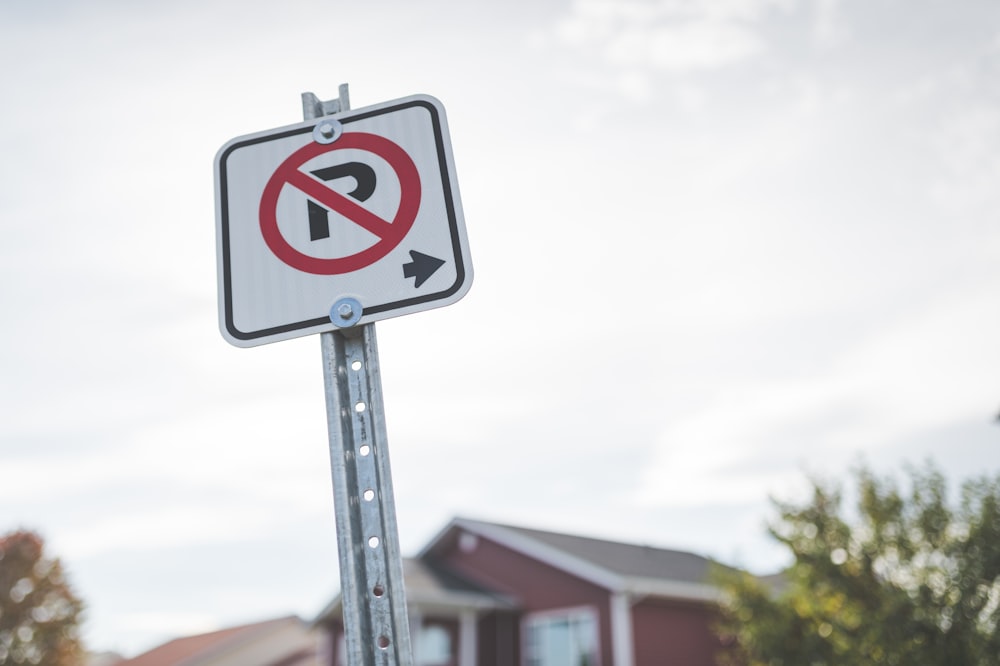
[0,530,85,665]
[716,463,1000,666]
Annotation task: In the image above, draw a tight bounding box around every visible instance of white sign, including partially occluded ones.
[214,94,472,347]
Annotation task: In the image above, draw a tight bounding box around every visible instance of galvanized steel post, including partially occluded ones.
[306,84,414,666]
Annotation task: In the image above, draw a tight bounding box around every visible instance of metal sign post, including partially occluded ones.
[306,85,414,666]
[215,82,471,666]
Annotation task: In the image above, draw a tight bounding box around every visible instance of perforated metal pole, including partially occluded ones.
[306,84,414,666]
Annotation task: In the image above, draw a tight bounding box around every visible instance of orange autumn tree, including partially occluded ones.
[0,530,85,665]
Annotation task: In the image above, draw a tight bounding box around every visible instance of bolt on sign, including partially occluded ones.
[214,94,473,347]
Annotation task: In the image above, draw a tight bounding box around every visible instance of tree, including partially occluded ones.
[716,463,1000,666]
[0,530,85,665]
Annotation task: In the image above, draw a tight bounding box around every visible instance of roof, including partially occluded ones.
[318,517,733,624]
[493,522,717,582]
[403,557,516,610]
[315,557,514,623]
[118,616,316,666]
[421,518,727,603]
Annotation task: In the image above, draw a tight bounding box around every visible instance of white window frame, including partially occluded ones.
[415,622,453,666]
[521,605,601,666]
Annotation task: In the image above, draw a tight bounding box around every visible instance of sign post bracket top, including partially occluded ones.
[302,83,350,119]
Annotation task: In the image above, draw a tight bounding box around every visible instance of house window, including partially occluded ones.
[416,623,452,665]
[523,607,599,666]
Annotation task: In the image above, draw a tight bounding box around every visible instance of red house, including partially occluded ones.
[316,517,731,666]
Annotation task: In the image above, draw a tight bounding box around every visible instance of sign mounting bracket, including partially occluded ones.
[302,83,350,118]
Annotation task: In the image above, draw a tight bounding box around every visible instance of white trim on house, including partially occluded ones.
[459,610,477,666]
[623,576,721,603]
[609,592,634,666]
[520,604,602,666]
[406,588,515,611]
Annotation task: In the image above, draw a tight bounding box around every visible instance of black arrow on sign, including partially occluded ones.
[403,250,445,288]
[307,162,377,241]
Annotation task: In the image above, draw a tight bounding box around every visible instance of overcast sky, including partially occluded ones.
[2,0,999,657]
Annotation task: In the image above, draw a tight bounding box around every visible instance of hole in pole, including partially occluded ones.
[359,445,371,457]
[377,636,390,650]
[351,360,362,371]
[368,536,380,549]
[355,401,366,413]
[373,584,385,597]
[363,489,375,501]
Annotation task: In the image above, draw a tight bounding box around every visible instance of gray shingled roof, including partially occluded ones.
[402,557,514,609]
[315,556,513,623]
[490,522,720,585]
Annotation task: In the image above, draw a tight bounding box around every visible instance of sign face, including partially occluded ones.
[214,94,472,347]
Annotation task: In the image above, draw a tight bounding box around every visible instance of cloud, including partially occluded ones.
[929,104,1000,214]
[811,0,847,47]
[648,20,767,70]
[554,0,780,72]
[634,381,845,507]
[55,505,269,560]
[634,284,1000,509]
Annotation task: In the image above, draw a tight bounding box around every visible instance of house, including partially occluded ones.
[117,615,325,666]
[315,517,733,666]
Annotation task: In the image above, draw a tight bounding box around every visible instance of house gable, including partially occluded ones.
[421,518,721,603]
[421,519,624,593]
[426,522,612,612]
[421,521,627,666]
[418,518,729,666]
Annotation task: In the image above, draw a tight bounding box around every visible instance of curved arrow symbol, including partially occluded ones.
[307,162,377,241]
[403,250,445,288]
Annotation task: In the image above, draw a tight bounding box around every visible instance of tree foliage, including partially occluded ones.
[716,463,1000,666]
[0,530,84,666]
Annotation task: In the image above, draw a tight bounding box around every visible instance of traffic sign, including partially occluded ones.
[214,94,472,347]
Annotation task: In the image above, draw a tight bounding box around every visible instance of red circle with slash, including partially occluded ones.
[259,132,421,275]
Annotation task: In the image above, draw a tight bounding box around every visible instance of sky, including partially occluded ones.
[2,0,999,657]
